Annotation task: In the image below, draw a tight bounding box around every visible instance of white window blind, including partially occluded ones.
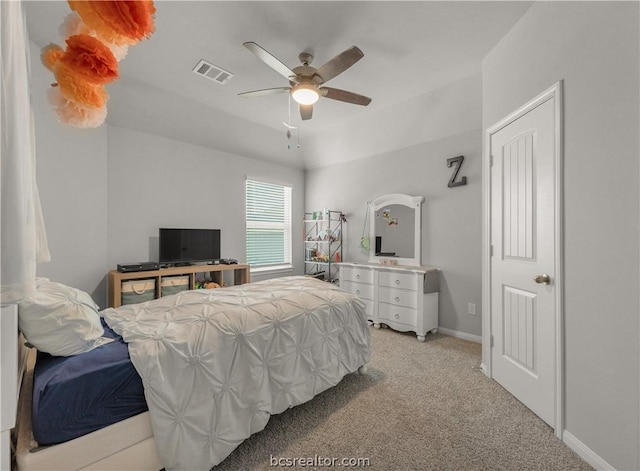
[246,179,292,268]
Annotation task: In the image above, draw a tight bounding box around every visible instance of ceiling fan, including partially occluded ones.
[239,41,372,120]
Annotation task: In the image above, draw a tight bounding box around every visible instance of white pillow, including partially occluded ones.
[14,280,112,356]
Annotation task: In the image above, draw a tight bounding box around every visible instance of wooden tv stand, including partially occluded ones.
[108,263,250,308]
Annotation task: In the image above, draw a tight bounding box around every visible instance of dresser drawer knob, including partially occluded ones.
[356,274,361,279]
[395,279,400,285]
[394,313,400,319]
[395,296,400,302]
[356,289,360,295]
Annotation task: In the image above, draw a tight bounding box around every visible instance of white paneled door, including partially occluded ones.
[489,91,559,429]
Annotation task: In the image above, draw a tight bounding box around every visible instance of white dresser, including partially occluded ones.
[339,262,439,341]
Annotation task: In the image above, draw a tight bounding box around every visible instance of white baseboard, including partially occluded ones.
[437,327,482,344]
[562,430,615,471]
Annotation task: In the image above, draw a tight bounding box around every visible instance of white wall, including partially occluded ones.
[29,42,109,304]
[483,2,639,469]
[306,75,483,337]
[106,126,305,285]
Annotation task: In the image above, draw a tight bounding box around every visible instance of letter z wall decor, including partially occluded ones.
[447,155,467,187]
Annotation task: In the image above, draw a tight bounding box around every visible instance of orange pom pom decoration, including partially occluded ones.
[54,61,108,109]
[60,34,119,84]
[68,0,156,46]
[41,44,64,72]
[61,12,130,62]
[42,1,155,127]
[48,87,107,128]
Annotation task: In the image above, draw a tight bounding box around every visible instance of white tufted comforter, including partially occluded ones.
[102,276,371,471]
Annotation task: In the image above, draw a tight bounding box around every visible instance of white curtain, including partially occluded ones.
[1,0,50,299]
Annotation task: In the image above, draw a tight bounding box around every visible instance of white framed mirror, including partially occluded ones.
[369,193,424,267]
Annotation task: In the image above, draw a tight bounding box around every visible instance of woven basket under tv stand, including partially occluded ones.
[108,264,250,308]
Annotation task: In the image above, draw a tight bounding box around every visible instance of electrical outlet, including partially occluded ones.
[468,303,476,315]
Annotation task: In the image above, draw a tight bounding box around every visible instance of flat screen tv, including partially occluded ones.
[159,228,221,265]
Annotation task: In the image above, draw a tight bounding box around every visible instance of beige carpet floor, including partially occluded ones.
[214,327,592,470]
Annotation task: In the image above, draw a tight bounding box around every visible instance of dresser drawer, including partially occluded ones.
[340,280,374,300]
[378,302,417,328]
[378,271,418,291]
[341,266,374,284]
[378,286,418,309]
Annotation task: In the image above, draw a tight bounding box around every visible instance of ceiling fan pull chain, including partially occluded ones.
[287,94,292,149]
[297,101,301,148]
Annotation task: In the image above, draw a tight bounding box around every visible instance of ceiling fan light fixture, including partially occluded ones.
[241,42,371,120]
[291,83,320,105]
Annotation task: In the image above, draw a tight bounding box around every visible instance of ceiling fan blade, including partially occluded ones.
[321,87,372,106]
[315,46,364,84]
[238,87,290,98]
[243,42,298,82]
[300,104,313,120]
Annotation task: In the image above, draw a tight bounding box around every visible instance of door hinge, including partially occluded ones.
[490,334,494,348]
[490,245,494,257]
[490,155,494,166]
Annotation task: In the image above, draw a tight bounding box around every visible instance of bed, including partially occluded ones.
[4,275,371,471]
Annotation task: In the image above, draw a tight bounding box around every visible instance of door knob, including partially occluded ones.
[534,274,551,285]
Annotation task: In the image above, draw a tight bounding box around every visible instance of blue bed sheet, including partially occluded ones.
[32,320,147,445]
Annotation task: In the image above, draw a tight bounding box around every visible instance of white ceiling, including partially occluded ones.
[24,1,532,168]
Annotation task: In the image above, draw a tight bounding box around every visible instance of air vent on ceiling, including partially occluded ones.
[192,59,233,85]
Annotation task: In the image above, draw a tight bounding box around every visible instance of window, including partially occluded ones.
[245,178,292,270]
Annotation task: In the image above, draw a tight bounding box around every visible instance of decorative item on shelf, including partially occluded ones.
[311,252,329,263]
[196,280,224,289]
[312,211,323,220]
[40,1,156,128]
[316,228,340,241]
[305,248,316,260]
